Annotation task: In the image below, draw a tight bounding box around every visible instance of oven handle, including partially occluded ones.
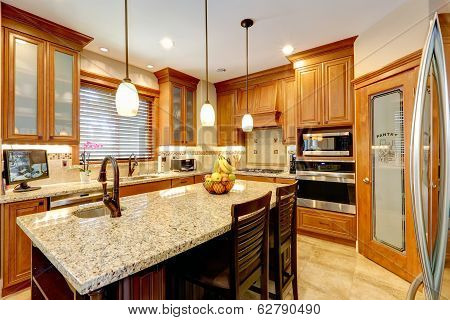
[296,171,355,178]
[296,175,355,184]
[303,132,350,138]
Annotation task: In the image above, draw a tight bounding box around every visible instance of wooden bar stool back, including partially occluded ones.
[272,182,298,299]
[230,191,272,299]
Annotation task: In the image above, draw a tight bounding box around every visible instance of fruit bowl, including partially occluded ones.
[203,179,235,195]
[203,156,236,195]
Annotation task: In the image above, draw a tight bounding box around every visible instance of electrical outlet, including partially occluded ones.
[274,150,278,154]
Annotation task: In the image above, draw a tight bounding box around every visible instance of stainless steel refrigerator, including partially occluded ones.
[408,13,450,300]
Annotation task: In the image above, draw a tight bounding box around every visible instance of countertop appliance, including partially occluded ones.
[171,158,196,172]
[157,156,169,173]
[302,131,352,156]
[3,149,49,192]
[296,160,355,214]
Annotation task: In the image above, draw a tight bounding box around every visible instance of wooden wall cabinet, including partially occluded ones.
[155,68,199,146]
[2,198,47,296]
[288,37,356,129]
[1,3,92,144]
[281,77,297,144]
[217,90,244,146]
[215,65,295,145]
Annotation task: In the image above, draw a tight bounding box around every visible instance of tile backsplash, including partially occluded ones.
[246,128,293,169]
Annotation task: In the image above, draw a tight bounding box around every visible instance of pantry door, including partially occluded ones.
[355,69,421,282]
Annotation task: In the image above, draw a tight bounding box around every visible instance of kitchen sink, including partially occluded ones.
[119,175,160,182]
[73,205,127,219]
[73,206,109,219]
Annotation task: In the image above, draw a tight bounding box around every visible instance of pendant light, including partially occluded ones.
[116,0,139,117]
[200,0,215,126]
[241,19,254,132]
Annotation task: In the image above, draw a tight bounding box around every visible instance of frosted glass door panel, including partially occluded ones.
[371,89,405,252]
[14,38,38,135]
[185,89,194,144]
[172,86,183,143]
[53,51,74,136]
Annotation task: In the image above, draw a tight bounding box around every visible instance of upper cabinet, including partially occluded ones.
[215,65,295,144]
[217,90,244,146]
[288,36,356,128]
[1,3,92,144]
[155,68,199,146]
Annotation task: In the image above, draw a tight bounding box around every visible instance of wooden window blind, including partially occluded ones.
[79,84,156,160]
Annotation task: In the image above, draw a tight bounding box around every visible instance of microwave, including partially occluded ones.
[171,158,196,171]
[302,132,352,156]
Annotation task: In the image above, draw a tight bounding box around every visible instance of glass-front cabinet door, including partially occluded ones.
[48,44,79,143]
[4,30,45,142]
[171,84,184,145]
[184,87,196,146]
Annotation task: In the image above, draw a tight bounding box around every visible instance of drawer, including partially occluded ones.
[298,207,356,241]
[171,176,195,188]
[194,175,205,184]
[235,175,275,183]
[275,178,296,184]
[120,180,172,197]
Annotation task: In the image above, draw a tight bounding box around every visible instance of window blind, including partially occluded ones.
[79,84,155,160]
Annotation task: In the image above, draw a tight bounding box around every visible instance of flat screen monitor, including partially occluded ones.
[3,149,49,192]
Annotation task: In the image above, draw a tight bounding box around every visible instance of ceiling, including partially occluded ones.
[4,0,408,82]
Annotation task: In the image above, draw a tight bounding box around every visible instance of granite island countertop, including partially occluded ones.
[234,170,296,179]
[17,180,282,295]
[0,171,209,204]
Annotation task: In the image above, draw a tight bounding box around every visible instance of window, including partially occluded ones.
[79,84,156,160]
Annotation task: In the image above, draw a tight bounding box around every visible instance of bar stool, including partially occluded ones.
[176,191,272,299]
[270,182,298,299]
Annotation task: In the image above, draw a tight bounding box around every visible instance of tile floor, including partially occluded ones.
[2,235,422,300]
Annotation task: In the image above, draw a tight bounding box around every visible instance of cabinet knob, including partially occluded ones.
[363,177,370,184]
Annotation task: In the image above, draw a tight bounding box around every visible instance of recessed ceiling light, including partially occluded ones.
[100,47,109,52]
[282,44,294,56]
[216,68,226,72]
[160,37,174,50]
[146,64,154,69]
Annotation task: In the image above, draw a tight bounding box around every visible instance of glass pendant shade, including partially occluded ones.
[116,80,139,117]
[200,101,215,126]
[242,113,254,132]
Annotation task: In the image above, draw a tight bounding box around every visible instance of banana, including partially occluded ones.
[219,159,231,174]
[222,158,235,173]
[213,159,220,173]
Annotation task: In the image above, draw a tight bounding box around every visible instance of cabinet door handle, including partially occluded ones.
[38,201,44,206]
[363,177,370,184]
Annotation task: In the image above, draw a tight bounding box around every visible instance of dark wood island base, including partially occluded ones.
[31,245,167,300]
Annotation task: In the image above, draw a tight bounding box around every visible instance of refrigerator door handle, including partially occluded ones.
[406,274,423,300]
[409,13,450,300]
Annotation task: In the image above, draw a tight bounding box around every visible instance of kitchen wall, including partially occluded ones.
[354,0,450,78]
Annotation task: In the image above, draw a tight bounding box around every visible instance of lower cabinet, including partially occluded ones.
[235,175,296,184]
[297,207,356,246]
[119,180,172,197]
[171,177,195,188]
[2,198,47,297]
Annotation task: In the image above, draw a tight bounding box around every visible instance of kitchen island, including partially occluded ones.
[17,180,282,299]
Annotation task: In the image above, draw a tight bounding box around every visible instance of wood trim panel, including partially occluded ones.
[352,50,422,89]
[1,3,93,51]
[287,36,357,64]
[80,70,160,98]
[214,64,294,93]
[274,178,296,184]
[154,68,200,88]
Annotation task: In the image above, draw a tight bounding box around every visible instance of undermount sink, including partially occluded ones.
[73,206,109,219]
[120,175,159,182]
[73,206,126,219]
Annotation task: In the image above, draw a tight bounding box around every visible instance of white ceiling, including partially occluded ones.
[4,0,408,82]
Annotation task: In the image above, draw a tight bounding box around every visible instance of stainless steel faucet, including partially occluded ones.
[98,156,121,218]
[128,153,138,177]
